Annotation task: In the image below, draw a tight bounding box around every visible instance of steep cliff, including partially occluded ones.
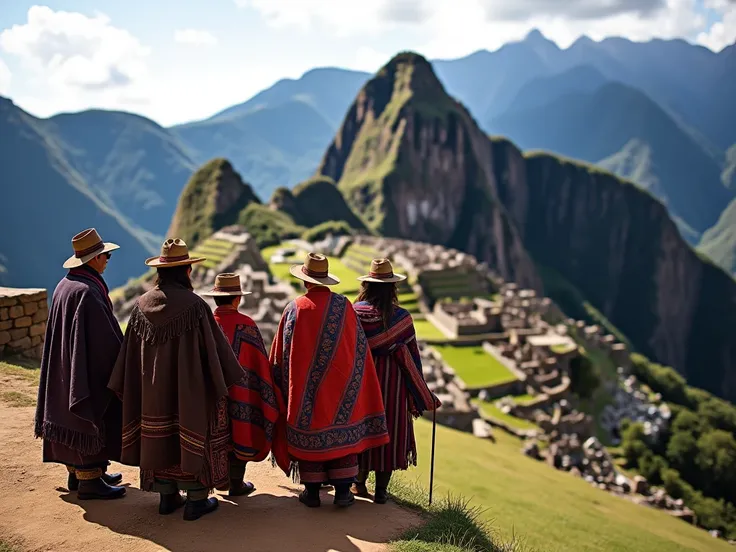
[167,158,260,247]
[490,139,736,399]
[317,52,540,289]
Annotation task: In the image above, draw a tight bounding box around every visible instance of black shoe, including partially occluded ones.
[183,497,219,521]
[77,478,126,500]
[68,471,123,491]
[374,488,389,504]
[334,492,355,508]
[159,492,186,515]
[298,489,321,508]
[229,480,256,497]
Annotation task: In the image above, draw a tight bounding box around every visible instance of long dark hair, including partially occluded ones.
[356,281,398,328]
[155,265,193,291]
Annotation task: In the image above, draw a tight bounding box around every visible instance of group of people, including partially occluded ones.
[34,228,441,521]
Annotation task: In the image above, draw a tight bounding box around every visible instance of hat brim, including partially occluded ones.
[63,242,120,269]
[144,256,206,268]
[357,273,407,284]
[289,264,341,286]
[201,290,253,297]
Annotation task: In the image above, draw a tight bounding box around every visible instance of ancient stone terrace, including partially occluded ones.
[0,287,48,360]
[430,297,503,338]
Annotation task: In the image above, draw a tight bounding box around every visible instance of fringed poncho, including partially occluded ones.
[108,283,245,490]
[34,266,123,463]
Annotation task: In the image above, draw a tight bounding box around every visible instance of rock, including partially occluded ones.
[9,336,32,349]
[24,302,38,316]
[0,331,10,345]
[32,309,48,324]
[9,305,24,319]
[522,440,541,460]
[14,316,32,328]
[569,467,582,478]
[0,320,11,331]
[29,323,46,337]
[9,328,27,340]
[634,475,649,495]
[0,307,8,321]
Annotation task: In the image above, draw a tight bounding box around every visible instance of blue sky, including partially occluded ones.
[0,1,734,126]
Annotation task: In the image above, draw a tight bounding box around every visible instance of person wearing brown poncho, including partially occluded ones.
[34,228,126,500]
[109,239,247,521]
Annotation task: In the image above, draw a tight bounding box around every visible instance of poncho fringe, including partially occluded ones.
[128,299,209,345]
[34,420,106,457]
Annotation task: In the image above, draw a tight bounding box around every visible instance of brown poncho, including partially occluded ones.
[108,283,244,490]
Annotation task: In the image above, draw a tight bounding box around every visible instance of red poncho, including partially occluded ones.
[213,306,279,463]
[269,287,389,474]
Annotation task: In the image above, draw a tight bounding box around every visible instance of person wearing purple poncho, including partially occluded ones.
[34,228,126,500]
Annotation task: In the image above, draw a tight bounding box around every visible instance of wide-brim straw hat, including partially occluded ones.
[63,228,120,269]
[145,238,206,267]
[289,252,340,286]
[357,258,407,284]
[201,272,252,297]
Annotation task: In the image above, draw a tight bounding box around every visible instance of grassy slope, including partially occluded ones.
[402,419,732,552]
[434,345,517,388]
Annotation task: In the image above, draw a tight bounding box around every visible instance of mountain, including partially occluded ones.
[699,197,736,276]
[269,175,367,231]
[0,96,157,293]
[317,52,540,290]
[207,68,370,128]
[312,52,736,401]
[172,100,335,200]
[49,109,196,239]
[489,81,733,241]
[167,158,260,247]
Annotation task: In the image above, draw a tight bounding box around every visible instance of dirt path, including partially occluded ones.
[0,371,420,552]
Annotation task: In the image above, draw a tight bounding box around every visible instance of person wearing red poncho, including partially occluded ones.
[269,253,389,508]
[203,272,279,498]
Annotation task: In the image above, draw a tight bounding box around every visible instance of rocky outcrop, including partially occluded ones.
[317,52,540,290]
[491,144,736,400]
[269,176,367,231]
[167,158,260,247]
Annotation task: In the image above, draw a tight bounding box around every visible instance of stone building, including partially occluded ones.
[0,287,48,360]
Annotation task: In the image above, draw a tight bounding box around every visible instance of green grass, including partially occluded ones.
[0,360,40,384]
[550,343,577,354]
[434,345,517,388]
[399,418,733,552]
[414,319,447,340]
[577,346,618,444]
[1,391,35,407]
[0,540,20,552]
[191,237,236,270]
[473,400,539,431]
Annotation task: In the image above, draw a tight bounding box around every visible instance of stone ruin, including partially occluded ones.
[417,341,485,436]
[0,287,48,361]
[431,297,503,338]
[523,435,695,524]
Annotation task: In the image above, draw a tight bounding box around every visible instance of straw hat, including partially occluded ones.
[201,273,252,297]
[357,258,406,284]
[144,238,206,267]
[289,252,341,286]
[63,228,120,269]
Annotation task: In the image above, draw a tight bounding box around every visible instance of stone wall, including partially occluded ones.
[0,287,48,360]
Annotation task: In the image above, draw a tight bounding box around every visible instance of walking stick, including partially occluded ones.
[429,406,437,506]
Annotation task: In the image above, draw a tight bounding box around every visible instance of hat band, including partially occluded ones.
[369,270,394,279]
[75,241,104,258]
[160,254,190,262]
[302,266,328,278]
[214,284,241,292]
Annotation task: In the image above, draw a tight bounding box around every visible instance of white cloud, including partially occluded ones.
[0,57,11,96]
[0,6,149,91]
[174,29,218,46]
[697,0,736,51]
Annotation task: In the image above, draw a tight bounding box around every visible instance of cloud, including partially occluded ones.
[0,6,149,91]
[479,0,666,22]
[378,0,431,23]
[174,29,218,46]
[697,0,736,51]
[0,57,10,95]
[236,0,433,35]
